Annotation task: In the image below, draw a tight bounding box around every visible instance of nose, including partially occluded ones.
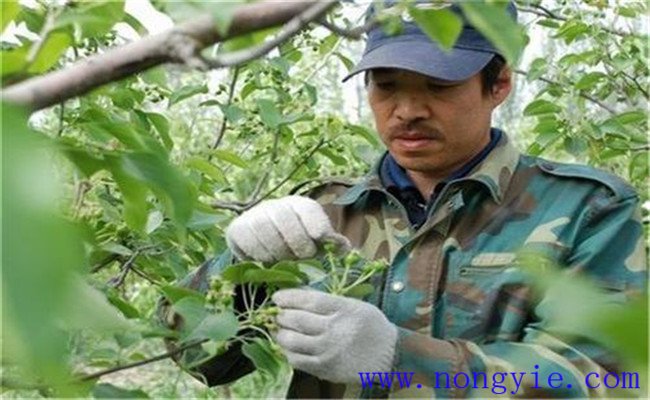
[394,92,431,123]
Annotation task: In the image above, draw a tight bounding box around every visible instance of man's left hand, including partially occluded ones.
[271,288,397,383]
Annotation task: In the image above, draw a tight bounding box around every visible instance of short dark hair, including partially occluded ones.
[363,54,507,96]
[480,55,506,95]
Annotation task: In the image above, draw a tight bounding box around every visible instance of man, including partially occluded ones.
[161,1,646,398]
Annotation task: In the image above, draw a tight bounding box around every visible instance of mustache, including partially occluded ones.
[388,121,441,139]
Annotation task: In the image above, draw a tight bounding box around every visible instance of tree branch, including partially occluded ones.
[2,1,332,111]
[514,69,616,114]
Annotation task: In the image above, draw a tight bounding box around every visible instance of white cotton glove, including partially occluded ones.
[271,288,398,384]
[225,196,351,263]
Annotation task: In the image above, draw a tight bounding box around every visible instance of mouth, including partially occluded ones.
[392,131,437,150]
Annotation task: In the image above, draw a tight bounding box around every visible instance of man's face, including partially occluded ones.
[367,68,511,180]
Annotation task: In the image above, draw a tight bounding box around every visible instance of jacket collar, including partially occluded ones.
[333,130,520,206]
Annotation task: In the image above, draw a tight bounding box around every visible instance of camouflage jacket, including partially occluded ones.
[162,132,647,398]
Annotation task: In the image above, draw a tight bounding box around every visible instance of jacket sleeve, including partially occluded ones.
[157,251,259,386]
[391,193,647,398]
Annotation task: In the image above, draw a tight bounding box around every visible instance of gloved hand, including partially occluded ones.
[225,196,351,263]
[271,288,398,383]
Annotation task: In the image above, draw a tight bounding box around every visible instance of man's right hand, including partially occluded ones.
[225,196,351,263]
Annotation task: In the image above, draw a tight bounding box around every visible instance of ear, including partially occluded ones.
[491,65,512,106]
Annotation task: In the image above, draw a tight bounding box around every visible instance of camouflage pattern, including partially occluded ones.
[161,132,647,398]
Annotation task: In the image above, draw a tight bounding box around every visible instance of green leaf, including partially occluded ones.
[1,46,28,77]
[604,111,646,126]
[220,104,245,123]
[106,293,140,319]
[146,210,164,234]
[173,297,208,335]
[303,83,318,106]
[220,27,278,53]
[121,152,195,225]
[186,210,228,231]
[527,58,547,82]
[2,0,19,31]
[62,277,133,332]
[574,72,606,90]
[145,112,173,151]
[523,99,562,116]
[58,142,105,177]
[169,84,208,106]
[221,262,262,284]
[343,283,374,299]
[28,31,72,74]
[257,99,283,129]
[106,155,149,232]
[271,261,309,283]
[3,103,84,392]
[184,312,239,342]
[553,19,589,44]
[101,242,133,256]
[319,148,347,166]
[459,2,526,64]
[54,0,124,38]
[141,66,168,89]
[319,34,338,55]
[333,52,354,71]
[187,157,226,183]
[536,18,560,29]
[408,6,462,50]
[563,136,588,157]
[629,152,649,182]
[242,338,283,380]
[92,383,149,399]
[80,111,145,150]
[349,124,380,147]
[243,269,304,286]
[160,285,204,304]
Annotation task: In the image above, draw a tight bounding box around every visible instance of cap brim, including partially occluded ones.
[342,40,494,83]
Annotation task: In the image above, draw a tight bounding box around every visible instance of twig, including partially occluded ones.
[130,266,162,286]
[72,179,91,219]
[78,339,209,382]
[24,6,61,71]
[620,71,649,100]
[516,3,630,37]
[107,250,140,288]
[211,67,240,152]
[57,102,65,136]
[514,69,616,114]
[211,138,325,213]
[317,18,377,39]
[90,254,121,273]
[203,2,336,69]
[245,138,326,206]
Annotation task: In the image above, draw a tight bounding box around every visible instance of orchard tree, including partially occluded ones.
[1,0,647,398]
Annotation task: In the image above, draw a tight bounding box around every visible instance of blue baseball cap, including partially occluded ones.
[342,1,517,82]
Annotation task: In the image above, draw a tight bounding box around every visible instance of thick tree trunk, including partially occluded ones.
[2,0,330,111]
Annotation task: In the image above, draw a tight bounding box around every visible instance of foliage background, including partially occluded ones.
[1,0,648,398]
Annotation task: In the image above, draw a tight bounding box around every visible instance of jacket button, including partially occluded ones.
[391,281,405,293]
